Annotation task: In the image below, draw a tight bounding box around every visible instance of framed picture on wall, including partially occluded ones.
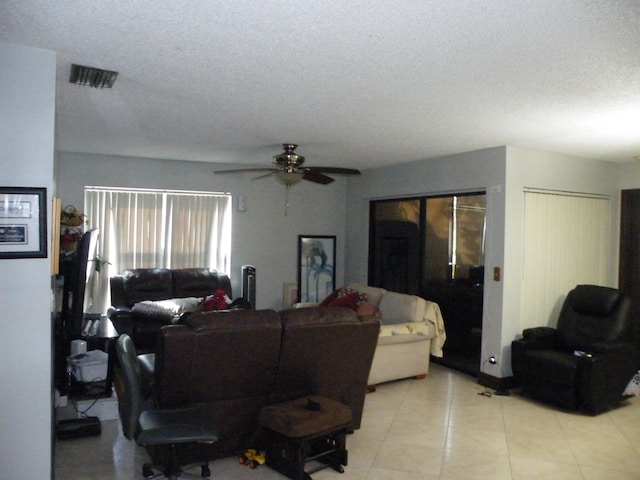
[0,187,47,259]
[297,235,336,303]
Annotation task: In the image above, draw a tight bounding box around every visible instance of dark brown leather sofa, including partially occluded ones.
[150,306,380,462]
[109,268,232,351]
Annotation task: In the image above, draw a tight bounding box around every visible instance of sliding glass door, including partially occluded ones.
[369,192,486,374]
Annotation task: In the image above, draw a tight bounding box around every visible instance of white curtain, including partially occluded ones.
[84,188,231,313]
[165,193,231,269]
[520,190,611,330]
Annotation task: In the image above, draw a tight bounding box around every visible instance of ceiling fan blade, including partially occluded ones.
[214,168,278,174]
[252,172,276,181]
[303,170,334,184]
[305,166,361,175]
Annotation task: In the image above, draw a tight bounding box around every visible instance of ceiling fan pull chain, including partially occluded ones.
[284,186,288,216]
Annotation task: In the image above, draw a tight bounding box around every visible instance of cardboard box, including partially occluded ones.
[68,349,108,382]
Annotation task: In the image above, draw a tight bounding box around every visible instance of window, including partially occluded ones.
[83,187,232,313]
[521,190,611,329]
[369,193,486,294]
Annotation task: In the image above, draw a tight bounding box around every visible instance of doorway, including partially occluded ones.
[369,193,486,376]
[619,189,640,328]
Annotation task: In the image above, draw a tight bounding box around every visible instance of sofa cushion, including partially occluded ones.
[172,268,231,298]
[378,321,434,341]
[378,291,426,325]
[132,297,203,325]
[131,301,177,324]
[144,297,202,314]
[280,306,359,327]
[122,268,174,306]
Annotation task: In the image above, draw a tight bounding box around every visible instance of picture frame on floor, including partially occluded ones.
[283,282,298,309]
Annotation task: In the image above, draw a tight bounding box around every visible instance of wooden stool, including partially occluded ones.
[258,396,352,480]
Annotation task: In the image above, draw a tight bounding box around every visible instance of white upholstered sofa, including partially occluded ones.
[296,283,446,390]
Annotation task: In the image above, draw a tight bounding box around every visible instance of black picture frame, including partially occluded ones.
[297,235,336,303]
[0,187,47,259]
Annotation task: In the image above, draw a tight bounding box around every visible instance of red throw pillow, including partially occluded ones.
[320,286,368,308]
[201,289,229,311]
[319,288,341,307]
[327,293,360,311]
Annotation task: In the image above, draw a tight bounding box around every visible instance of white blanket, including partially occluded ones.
[424,301,447,357]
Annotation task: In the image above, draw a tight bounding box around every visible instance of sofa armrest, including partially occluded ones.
[108,307,133,336]
[293,302,320,308]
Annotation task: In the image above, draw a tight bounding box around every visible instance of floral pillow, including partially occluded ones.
[320,286,369,312]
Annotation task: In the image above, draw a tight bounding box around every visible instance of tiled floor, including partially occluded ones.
[55,364,640,479]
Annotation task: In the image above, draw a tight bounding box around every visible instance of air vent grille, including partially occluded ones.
[70,64,118,89]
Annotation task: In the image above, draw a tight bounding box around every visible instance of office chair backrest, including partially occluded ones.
[557,284,632,351]
[116,334,143,441]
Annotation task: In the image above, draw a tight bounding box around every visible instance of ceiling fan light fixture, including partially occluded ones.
[70,64,118,88]
[274,171,304,186]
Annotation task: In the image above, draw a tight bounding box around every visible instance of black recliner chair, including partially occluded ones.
[511,284,638,414]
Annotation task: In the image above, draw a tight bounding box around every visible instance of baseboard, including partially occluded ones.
[477,372,515,394]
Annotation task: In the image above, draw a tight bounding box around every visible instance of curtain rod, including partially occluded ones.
[523,187,610,200]
[85,186,230,196]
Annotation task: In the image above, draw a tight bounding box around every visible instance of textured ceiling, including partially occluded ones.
[1,0,639,170]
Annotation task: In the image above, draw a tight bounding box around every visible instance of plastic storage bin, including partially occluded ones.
[68,350,108,382]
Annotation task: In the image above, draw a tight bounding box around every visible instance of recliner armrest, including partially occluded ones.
[588,341,638,355]
[522,326,557,339]
[514,327,560,350]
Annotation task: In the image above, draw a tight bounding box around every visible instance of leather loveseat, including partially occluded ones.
[109,268,232,351]
[149,306,380,462]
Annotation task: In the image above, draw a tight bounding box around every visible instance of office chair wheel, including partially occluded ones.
[201,465,211,477]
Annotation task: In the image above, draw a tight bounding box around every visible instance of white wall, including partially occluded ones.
[345,145,629,378]
[0,42,56,479]
[499,147,621,371]
[345,147,508,376]
[618,162,640,190]
[55,152,349,309]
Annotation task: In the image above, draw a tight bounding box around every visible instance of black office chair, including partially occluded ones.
[116,334,219,479]
[512,285,638,414]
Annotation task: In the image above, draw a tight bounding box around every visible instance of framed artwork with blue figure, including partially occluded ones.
[297,235,336,303]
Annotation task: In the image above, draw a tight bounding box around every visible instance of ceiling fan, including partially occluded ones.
[214,143,361,186]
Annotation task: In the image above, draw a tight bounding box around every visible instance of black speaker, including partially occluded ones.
[56,417,102,440]
[241,265,256,309]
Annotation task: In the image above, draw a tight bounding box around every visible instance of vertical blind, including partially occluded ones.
[520,190,611,330]
[84,187,231,313]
